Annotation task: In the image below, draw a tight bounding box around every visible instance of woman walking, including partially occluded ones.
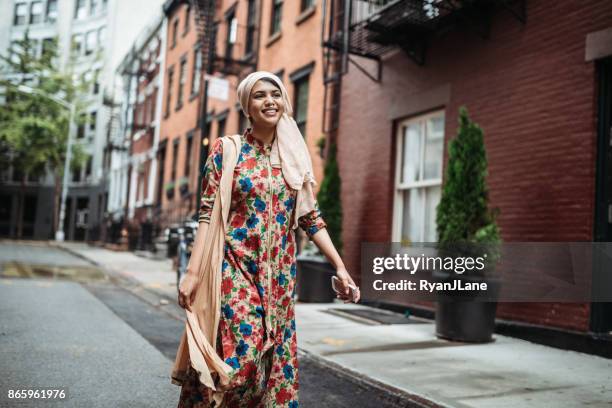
[174,71,359,408]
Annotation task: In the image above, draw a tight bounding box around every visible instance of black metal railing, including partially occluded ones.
[323,0,526,66]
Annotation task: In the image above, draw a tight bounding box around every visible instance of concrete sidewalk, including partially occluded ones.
[56,242,612,408]
[53,241,177,299]
[296,303,612,408]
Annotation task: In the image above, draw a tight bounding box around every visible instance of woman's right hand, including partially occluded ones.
[178,273,199,312]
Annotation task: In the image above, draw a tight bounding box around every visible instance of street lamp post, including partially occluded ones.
[56,102,76,241]
[15,85,76,241]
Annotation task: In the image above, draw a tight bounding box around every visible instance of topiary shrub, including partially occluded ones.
[436,106,501,271]
[317,142,343,256]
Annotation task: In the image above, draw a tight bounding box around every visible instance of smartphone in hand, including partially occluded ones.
[331,276,359,303]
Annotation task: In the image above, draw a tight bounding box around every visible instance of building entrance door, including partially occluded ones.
[593,57,612,333]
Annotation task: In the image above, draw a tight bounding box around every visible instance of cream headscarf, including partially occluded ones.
[237,71,317,229]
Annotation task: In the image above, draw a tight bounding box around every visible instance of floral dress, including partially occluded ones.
[177,129,327,408]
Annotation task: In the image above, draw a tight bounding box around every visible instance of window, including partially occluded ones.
[85,156,92,178]
[171,18,179,48]
[177,57,187,109]
[156,143,166,203]
[89,111,97,132]
[184,132,193,177]
[149,87,157,122]
[41,38,54,59]
[136,102,144,128]
[85,30,96,55]
[71,34,83,55]
[90,0,99,15]
[165,67,174,117]
[14,3,27,26]
[73,165,82,182]
[184,5,190,34]
[270,0,283,35]
[101,0,108,12]
[30,38,41,58]
[392,111,445,244]
[9,41,21,65]
[300,0,314,12]
[93,69,100,94]
[225,11,236,58]
[29,1,43,24]
[290,63,313,135]
[245,0,256,55]
[46,0,57,22]
[74,0,87,19]
[77,113,86,138]
[293,76,310,137]
[191,48,201,95]
[171,139,179,181]
[98,26,106,49]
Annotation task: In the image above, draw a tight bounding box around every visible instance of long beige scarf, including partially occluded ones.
[170,134,241,406]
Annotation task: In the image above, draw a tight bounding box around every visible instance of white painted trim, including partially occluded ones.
[391,109,445,244]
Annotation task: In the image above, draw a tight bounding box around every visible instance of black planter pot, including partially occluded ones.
[433,269,502,343]
[296,256,336,303]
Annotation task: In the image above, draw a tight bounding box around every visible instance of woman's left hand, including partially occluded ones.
[335,266,360,303]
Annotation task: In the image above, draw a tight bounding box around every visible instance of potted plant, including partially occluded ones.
[296,142,342,303]
[178,176,189,197]
[164,181,175,200]
[434,107,502,343]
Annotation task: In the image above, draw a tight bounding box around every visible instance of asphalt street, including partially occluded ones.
[0,241,414,408]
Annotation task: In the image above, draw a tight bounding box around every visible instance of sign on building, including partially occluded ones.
[205,75,229,101]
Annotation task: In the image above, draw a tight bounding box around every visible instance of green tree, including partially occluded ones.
[435,107,501,267]
[0,31,90,238]
[317,141,343,256]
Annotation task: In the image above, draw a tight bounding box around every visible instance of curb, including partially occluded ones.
[50,241,451,408]
[50,241,185,322]
[297,348,453,408]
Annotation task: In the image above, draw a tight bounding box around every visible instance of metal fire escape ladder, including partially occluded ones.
[190,0,216,77]
[321,0,384,134]
[190,0,216,216]
[321,0,348,133]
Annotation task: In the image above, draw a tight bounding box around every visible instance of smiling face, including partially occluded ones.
[247,79,285,129]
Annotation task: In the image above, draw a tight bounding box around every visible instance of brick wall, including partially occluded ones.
[338,0,612,332]
[159,1,200,226]
[257,0,326,185]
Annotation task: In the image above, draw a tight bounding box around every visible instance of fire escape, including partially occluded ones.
[189,0,258,212]
[321,0,526,131]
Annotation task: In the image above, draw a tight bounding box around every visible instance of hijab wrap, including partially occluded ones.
[236,71,317,229]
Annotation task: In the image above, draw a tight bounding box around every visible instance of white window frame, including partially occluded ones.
[392,110,445,244]
[74,0,87,20]
[14,3,28,26]
[85,30,96,55]
[46,0,58,23]
[29,1,44,25]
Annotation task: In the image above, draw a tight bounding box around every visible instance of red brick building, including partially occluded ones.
[159,0,203,225]
[158,0,327,248]
[327,0,612,336]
